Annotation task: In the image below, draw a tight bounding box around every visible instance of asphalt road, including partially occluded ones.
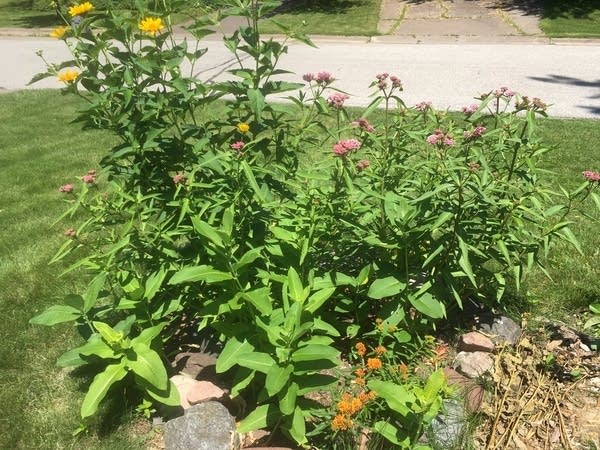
[3,36,599,118]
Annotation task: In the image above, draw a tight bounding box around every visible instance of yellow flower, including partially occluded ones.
[237,122,250,133]
[49,26,68,39]
[58,69,79,83]
[68,2,94,17]
[138,17,165,36]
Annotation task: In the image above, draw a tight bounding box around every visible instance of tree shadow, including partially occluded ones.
[0,0,60,28]
[528,74,600,117]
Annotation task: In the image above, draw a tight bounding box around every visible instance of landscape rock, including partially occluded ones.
[163,402,240,450]
[170,374,198,409]
[458,331,495,353]
[453,351,494,379]
[187,380,226,405]
[443,367,484,412]
[428,398,466,449]
[478,315,521,345]
[173,351,217,379]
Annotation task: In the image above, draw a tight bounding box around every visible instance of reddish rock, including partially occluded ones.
[443,367,484,412]
[458,332,495,353]
[170,374,197,409]
[187,380,226,405]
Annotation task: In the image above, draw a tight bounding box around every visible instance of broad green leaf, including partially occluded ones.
[265,365,293,396]
[133,323,165,346]
[64,294,85,312]
[291,344,339,363]
[422,369,446,404]
[296,374,337,394]
[80,362,127,418]
[234,247,263,270]
[279,382,298,415]
[236,352,275,374]
[144,379,180,407]
[144,269,166,301]
[367,276,406,299]
[241,161,266,203]
[373,421,402,445]
[190,217,225,247]
[127,342,168,390]
[57,347,88,368]
[408,292,446,319]
[242,288,272,315]
[458,237,477,288]
[231,367,256,397]
[216,338,254,373]
[368,380,415,416]
[30,304,81,326]
[305,287,336,313]
[287,267,308,303]
[169,265,233,284]
[288,406,307,445]
[93,321,124,345]
[78,337,118,359]
[237,404,276,433]
[83,272,107,312]
[247,88,265,123]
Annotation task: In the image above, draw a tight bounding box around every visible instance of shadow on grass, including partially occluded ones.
[528,74,600,118]
[271,0,366,15]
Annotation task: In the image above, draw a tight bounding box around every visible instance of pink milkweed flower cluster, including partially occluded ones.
[427,129,454,147]
[81,169,96,184]
[64,228,77,238]
[415,101,432,112]
[172,173,187,185]
[59,183,74,193]
[333,139,361,156]
[352,117,375,133]
[493,86,515,98]
[462,104,478,115]
[230,141,245,154]
[356,160,370,171]
[327,92,350,109]
[374,73,402,90]
[303,71,334,85]
[468,162,481,172]
[464,126,487,141]
[582,170,600,182]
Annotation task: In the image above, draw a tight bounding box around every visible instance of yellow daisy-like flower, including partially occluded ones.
[138,17,165,36]
[49,26,68,39]
[68,2,94,17]
[237,122,250,133]
[58,69,79,83]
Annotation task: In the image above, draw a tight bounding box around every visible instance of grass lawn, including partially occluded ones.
[0,0,59,28]
[540,0,600,38]
[259,0,381,36]
[0,89,599,447]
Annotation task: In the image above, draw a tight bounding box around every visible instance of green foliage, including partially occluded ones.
[29,0,599,447]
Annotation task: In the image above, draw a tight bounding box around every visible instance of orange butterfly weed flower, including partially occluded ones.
[374,345,387,355]
[331,414,353,431]
[355,342,366,356]
[355,368,366,378]
[337,393,363,416]
[367,357,383,370]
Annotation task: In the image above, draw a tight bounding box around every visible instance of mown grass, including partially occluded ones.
[258,0,382,36]
[0,0,59,28]
[540,0,600,38]
[1,89,599,448]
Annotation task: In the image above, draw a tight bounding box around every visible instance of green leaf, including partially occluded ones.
[241,161,266,203]
[279,382,298,415]
[287,267,307,303]
[237,404,276,433]
[169,265,233,284]
[423,369,446,404]
[288,406,307,445]
[190,217,225,247]
[83,272,107,312]
[93,321,124,345]
[458,237,477,288]
[144,379,180,407]
[127,342,168,390]
[78,337,118,359]
[236,352,275,374]
[234,247,263,270]
[367,276,406,299]
[133,323,165,346]
[291,344,339,363]
[408,292,446,319]
[368,380,415,416]
[80,362,128,418]
[144,269,166,301]
[29,304,81,326]
[216,338,254,373]
[247,88,265,123]
[265,365,293,396]
[242,287,272,315]
[305,287,336,313]
[373,421,403,446]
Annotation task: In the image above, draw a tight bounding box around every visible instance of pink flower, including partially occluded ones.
[390,75,402,89]
[356,160,370,171]
[59,183,74,193]
[172,173,187,185]
[415,101,432,112]
[582,170,600,182]
[351,118,375,133]
[81,169,96,184]
[494,86,515,98]
[327,92,350,109]
[461,104,478,115]
[464,126,486,141]
[332,139,361,156]
[426,129,454,147]
[316,71,334,85]
[468,162,481,172]
[302,73,315,82]
[426,134,440,145]
[375,73,389,81]
[443,137,455,146]
[64,228,76,238]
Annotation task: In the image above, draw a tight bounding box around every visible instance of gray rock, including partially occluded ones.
[428,398,466,449]
[458,331,495,353]
[163,402,240,450]
[453,351,494,379]
[478,315,521,345]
